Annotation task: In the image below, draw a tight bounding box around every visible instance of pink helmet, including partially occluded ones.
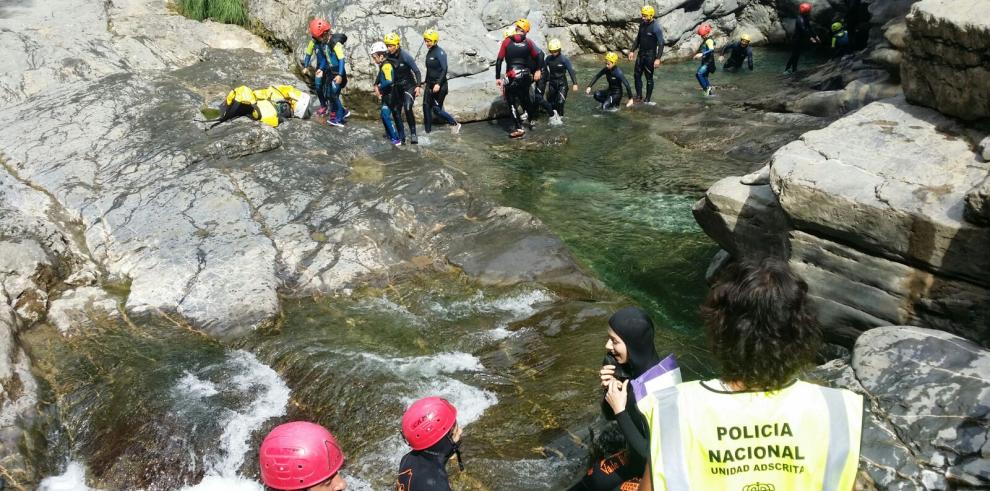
[697,23,712,37]
[259,421,344,490]
[401,397,458,450]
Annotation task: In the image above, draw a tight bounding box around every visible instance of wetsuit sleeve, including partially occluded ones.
[496,38,508,79]
[631,25,641,53]
[616,68,632,98]
[438,48,449,83]
[589,67,605,87]
[303,39,315,67]
[747,46,754,70]
[720,41,733,56]
[333,43,346,75]
[404,51,422,85]
[564,56,577,84]
[652,22,665,58]
[616,407,651,462]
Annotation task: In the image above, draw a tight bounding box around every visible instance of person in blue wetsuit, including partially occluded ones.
[541,39,579,121]
[302,19,348,126]
[628,5,665,105]
[586,52,633,110]
[384,32,423,144]
[693,23,716,96]
[371,42,402,146]
[422,29,462,135]
[721,33,754,72]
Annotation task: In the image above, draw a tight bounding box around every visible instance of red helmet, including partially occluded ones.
[799,2,812,14]
[309,18,331,38]
[259,421,344,490]
[697,23,712,37]
[401,397,458,450]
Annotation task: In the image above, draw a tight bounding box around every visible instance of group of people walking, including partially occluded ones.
[255,258,864,491]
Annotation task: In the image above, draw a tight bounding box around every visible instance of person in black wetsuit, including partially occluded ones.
[784,2,820,74]
[496,18,543,138]
[721,33,754,72]
[396,397,463,491]
[422,29,462,135]
[585,52,633,110]
[384,32,423,144]
[627,5,665,105]
[567,307,664,491]
[539,38,579,122]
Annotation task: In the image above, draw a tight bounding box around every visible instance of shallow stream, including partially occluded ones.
[26,49,827,490]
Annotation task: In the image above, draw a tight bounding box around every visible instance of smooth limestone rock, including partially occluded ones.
[770,97,990,288]
[47,286,120,335]
[691,177,792,258]
[901,0,990,121]
[811,326,990,489]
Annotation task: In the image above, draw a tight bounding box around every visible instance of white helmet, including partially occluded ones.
[370,41,387,54]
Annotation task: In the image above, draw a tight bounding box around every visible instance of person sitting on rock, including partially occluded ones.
[384,32,423,144]
[636,258,863,491]
[720,33,754,72]
[371,41,403,146]
[496,18,543,138]
[396,397,464,491]
[784,2,820,74]
[628,5,665,105]
[568,307,680,491]
[585,52,634,110]
[692,24,717,96]
[830,21,852,58]
[422,29,462,135]
[541,38,579,123]
[258,421,348,491]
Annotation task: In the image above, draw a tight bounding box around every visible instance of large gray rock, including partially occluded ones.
[770,97,990,289]
[901,0,990,121]
[47,286,120,335]
[812,326,990,489]
[691,177,792,258]
[0,0,269,108]
[966,173,990,226]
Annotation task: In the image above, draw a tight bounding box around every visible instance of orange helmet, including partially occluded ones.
[308,18,331,38]
[697,23,712,37]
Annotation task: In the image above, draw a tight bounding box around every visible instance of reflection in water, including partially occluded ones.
[25,49,826,490]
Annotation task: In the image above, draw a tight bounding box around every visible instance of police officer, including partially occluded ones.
[627,5,665,105]
[637,258,863,491]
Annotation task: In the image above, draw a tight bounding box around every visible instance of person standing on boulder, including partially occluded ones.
[496,18,543,138]
[385,32,423,144]
[568,306,680,491]
[627,5,665,105]
[422,29,462,135]
[396,397,464,491]
[720,33,754,72]
[784,2,820,74]
[258,421,348,491]
[636,258,863,491]
[302,18,334,119]
[692,23,717,96]
[585,52,634,110]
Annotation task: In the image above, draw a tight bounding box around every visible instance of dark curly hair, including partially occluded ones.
[701,258,822,390]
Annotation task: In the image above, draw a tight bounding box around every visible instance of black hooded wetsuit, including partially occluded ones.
[396,432,460,491]
[589,67,633,110]
[568,307,660,491]
[631,19,665,102]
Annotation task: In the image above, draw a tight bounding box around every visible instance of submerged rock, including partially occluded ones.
[812,326,990,490]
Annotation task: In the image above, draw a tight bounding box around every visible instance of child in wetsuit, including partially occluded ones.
[371,42,402,146]
[585,52,634,110]
[693,23,717,96]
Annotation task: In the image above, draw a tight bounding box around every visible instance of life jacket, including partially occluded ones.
[639,380,863,491]
[505,35,537,70]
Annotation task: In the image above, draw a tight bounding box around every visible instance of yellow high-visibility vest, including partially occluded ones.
[638,380,862,491]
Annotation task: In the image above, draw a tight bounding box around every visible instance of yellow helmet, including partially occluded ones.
[548,38,562,52]
[383,32,401,46]
[641,5,655,17]
[514,18,531,33]
[503,27,515,38]
[740,33,752,43]
[423,29,439,43]
[604,52,619,64]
